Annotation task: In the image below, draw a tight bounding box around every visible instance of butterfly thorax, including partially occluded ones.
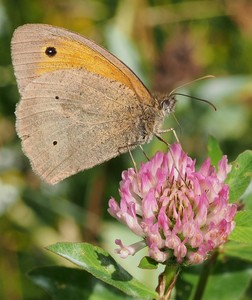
[151,94,176,135]
[134,100,165,145]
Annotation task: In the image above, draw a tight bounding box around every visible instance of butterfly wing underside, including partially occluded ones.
[11,24,153,184]
[11,24,153,102]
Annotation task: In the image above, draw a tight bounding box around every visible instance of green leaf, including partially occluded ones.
[224,241,252,262]
[228,211,252,244]
[207,136,223,168]
[234,210,252,227]
[177,255,252,300]
[28,266,132,300]
[138,256,158,269]
[201,258,252,300]
[226,150,252,203]
[244,191,252,210]
[47,242,157,299]
[229,226,252,244]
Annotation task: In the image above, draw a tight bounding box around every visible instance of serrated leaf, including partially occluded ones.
[224,241,252,262]
[207,136,223,168]
[28,266,132,300]
[229,226,252,244]
[138,256,158,270]
[234,210,252,227]
[244,190,252,210]
[228,211,252,244]
[47,242,157,299]
[226,150,252,203]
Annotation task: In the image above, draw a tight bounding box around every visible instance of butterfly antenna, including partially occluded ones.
[169,75,215,95]
[172,92,217,111]
[168,75,216,111]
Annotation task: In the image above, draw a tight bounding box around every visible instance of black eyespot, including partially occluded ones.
[55,96,59,100]
[45,47,57,57]
[53,141,58,146]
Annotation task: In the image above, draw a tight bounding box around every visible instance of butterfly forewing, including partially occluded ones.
[11,24,161,184]
[11,24,153,103]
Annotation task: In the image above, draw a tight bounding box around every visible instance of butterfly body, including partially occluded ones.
[11,24,175,184]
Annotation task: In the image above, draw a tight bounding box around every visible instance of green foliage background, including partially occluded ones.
[0,0,251,299]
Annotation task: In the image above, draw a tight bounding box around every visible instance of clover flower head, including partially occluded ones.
[108,143,237,265]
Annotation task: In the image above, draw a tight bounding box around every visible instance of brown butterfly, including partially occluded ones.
[11,24,176,184]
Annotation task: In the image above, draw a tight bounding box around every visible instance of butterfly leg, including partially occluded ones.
[154,134,171,147]
[117,142,140,173]
[127,146,138,173]
[139,145,150,161]
[155,134,189,187]
[157,127,180,143]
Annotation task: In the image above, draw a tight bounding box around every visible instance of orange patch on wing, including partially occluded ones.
[37,38,134,91]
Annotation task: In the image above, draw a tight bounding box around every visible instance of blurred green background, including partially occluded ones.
[0,0,252,299]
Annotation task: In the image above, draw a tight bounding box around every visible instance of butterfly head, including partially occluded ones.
[159,94,176,116]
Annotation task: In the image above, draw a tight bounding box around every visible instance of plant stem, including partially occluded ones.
[156,263,180,300]
[193,251,218,300]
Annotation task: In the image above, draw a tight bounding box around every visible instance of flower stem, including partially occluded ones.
[156,263,180,300]
[193,251,218,300]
